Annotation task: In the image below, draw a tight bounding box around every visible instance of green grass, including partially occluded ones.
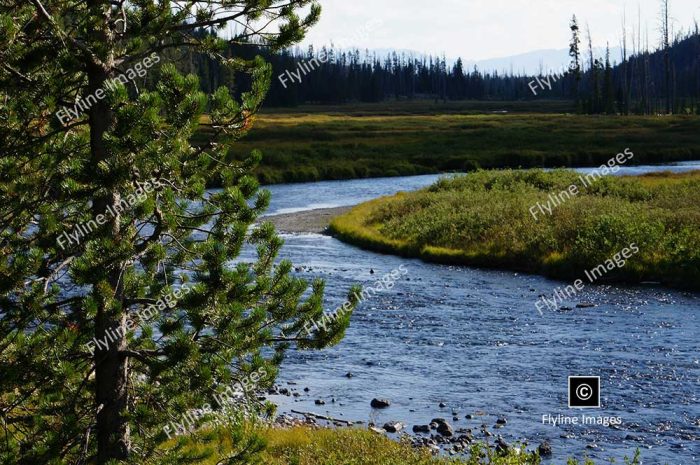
[329,170,700,291]
[196,101,700,185]
[259,100,576,116]
[155,424,639,465]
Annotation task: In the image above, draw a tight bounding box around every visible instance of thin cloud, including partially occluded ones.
[301,0,699,60]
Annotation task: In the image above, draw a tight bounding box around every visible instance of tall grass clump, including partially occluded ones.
[330,170,700,290]
[153,424,638,465]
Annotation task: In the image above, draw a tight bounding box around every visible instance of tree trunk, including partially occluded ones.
[663,0,671,114]
[89,61,131,462]
[95,312,131,464]
[665,50,671,114]
[84,2,131,462]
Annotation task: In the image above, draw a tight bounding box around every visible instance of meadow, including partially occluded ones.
[197,101,700,185]
[329,170,700,291]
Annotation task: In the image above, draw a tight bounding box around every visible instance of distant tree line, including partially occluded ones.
[178,17,700,114]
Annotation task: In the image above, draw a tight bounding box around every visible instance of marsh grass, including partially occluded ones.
[330,170,700,290]
[152,425,563,465]
[196,103,700,184]
[152,424,641,465]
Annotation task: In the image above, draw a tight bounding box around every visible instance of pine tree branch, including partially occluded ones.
[30,0,107,69]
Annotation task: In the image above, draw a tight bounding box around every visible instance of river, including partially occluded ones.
[250,162,700,464]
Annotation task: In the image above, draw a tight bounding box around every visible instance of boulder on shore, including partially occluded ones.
[383,421,404,433]
[431,418,454,437]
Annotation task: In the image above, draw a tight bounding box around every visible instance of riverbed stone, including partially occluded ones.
[495,437,510,454]
[538,441,552,456]
[412,424,430,433]
[371,398,391,409]
[383,421,404,433]
[431,418,454,437]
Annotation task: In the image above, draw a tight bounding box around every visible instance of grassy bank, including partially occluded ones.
[329,170,700,290]
[163,425,638,465]
[196,102,700,185]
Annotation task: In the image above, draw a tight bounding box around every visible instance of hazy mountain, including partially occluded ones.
[305,45,623,76]
[465,47,623,75]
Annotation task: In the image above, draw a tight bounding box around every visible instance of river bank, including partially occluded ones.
[265,206,352,234]
[328,169,700,292]
[173,419,554,465]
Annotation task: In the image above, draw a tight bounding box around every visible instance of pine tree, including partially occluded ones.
[603,44,616,113]
[660,0,672,113]
[568,15,582,101]
[0,2,358,464]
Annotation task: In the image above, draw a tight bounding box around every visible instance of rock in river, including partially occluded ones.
[495,437,510,454]
[431,418,454,437]
[538,441,553,456]
[412,424,430,433]
[383,422,404,433]
[370,398,391,409]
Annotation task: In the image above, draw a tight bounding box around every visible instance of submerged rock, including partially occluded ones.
[538,441,553,456]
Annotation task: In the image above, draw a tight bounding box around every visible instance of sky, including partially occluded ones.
[299,0,699,61]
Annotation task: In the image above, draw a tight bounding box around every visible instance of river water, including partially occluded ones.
[252,162,700,464]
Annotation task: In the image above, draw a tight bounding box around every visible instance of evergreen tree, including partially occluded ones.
[660,0,672,113]
[569,15,582,100]
[0,2,358,464]
[604,44,617,113]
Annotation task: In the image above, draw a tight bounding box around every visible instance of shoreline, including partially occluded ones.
[264,206,353,234]
[326,171,700,293]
